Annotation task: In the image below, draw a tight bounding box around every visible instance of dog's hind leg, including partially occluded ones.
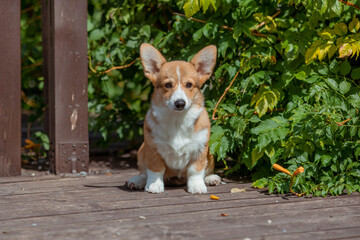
[204,152,221,186]
[127,174,147,190]
[204,174,221,186]
[127,143,147,190]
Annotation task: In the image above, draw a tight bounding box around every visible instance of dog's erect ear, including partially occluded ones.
[140,43,166,83]
[190,45,217,85]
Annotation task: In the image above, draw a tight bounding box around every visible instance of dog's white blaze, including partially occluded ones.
[176,65,181,81]
[148,105,208,171]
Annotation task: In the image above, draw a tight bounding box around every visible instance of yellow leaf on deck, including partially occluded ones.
[231,188,246,193]
[210,195,220,200]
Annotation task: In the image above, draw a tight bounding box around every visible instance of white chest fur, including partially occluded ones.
[147,105,208,170]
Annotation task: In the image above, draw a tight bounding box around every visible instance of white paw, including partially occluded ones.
[127,174,147,190]
[187,178,207,194]
[145,169,164,194]
[205,174,221,186]
[145,181,164,194]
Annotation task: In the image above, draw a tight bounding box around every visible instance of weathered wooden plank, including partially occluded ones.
[0,0,21,177]
[0,187,358,222]
[0,173,359,240]
[42,0,89,174]
[262,227,360,240]
[1,207,359,240]
[0,182,249,203]
[0,169,234,196]
[1,195,358,229]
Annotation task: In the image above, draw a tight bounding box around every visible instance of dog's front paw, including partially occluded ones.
[187,178,207,194]
[127,174,147,190]
[145,182,164,194]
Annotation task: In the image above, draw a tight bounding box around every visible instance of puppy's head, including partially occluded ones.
[140,43,216,112]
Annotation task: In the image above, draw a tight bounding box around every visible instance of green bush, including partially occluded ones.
[87,0,360,196]
[22,0,360,196]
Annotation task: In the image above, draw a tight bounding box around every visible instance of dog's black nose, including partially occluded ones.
[174,99,186,110]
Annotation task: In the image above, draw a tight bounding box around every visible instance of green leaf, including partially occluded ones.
[350,170,360,178]
[140,25,151,37]
[339,80,351,94]
[334,22,347,36]
[210,125,225,143]
[268,181,275,194]
[331,1,343,16]
[251,86,280,118]
[348,94,360,108]
[320,155,332,167]
[325,78,338,91]
[349,17,360,33]
[295,71,306,80]
[193,28,203,42]
[252,178,268,188]
[89,29,105,41]
[340,61,351,76]
[318,28,335,39]
[183,0,200,17]
[218,135,230,159]
[351,68,360,80]
[305,39,323,64]
[252,147,264,166]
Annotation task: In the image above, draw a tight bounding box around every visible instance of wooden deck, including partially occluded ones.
[0,169,359,240]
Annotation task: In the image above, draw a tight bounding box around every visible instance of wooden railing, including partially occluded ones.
[0,0,89,177]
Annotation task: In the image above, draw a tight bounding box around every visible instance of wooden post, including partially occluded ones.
[42,0,89,174]
[0,0,21,177]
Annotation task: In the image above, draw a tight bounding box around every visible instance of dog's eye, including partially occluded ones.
[165,83,172,89]
[186,82,193,88]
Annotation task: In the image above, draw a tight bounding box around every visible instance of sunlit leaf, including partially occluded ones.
[349,17,360,33]
[334,22,348,36]
[339,80,351,94]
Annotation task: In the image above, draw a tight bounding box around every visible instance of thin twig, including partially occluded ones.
[337,0,360,10]
[23,62,42,70]
[255,10,281,29]
[212,69,241,120]
[88,56,139,74]
[88,55,97,73]
[336,117,351,126]
[21,6,35,14]
[212,55,265,120]
[101,58,139,74]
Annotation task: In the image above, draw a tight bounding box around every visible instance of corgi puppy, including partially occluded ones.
[127,43,221,194]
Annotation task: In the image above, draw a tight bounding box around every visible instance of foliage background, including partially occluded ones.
[22,0,360,196]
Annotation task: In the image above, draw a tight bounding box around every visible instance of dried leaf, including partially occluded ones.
[210,195,220,200]
[231,188,247,193]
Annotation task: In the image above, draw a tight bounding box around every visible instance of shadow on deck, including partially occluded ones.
[0,169,359,240]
